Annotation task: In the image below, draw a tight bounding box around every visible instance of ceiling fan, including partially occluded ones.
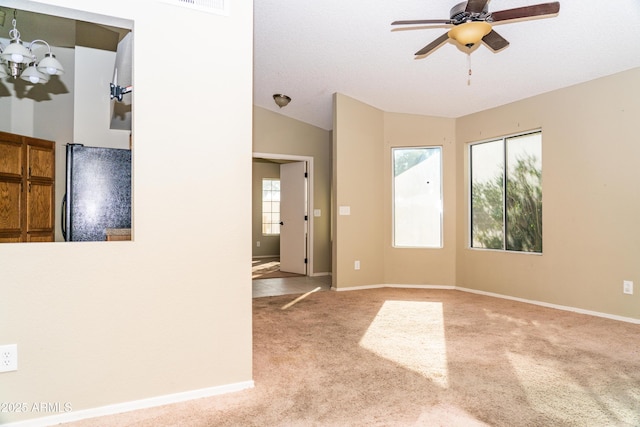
[392,0,560,56]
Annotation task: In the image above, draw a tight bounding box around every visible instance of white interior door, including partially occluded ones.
[279,161,307,274]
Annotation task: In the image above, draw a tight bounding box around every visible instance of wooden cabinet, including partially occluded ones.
[105,228,132,241]
[0,131,55,243]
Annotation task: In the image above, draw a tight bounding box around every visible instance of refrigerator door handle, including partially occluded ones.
[61,194,67,241]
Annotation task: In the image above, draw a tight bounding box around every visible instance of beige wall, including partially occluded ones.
[253,106,332,275]
[332,96,457,288]
[333,94,385,287]
[252,160,280,257]
[0,0,253,424]
[383,113,457,286]
[455,68,640,319]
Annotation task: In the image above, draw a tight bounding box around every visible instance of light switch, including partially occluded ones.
[314,209,321,217]
[339,206,351,215]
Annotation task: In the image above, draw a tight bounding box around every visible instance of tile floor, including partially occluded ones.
[252,274,332,298]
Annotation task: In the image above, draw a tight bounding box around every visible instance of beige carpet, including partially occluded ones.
[252,257,304,279]
[65,288,640,426]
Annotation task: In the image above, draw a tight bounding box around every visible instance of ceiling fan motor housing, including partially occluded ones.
[450,1,490,24]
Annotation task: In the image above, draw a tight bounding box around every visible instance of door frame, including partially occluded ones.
[253,152,314,276]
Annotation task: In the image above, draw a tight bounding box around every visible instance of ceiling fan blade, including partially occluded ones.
[392,19,452,25]
[490,2,560,22]
[482,30,509,52]
[415,32,450,56]
[465,0,489,14]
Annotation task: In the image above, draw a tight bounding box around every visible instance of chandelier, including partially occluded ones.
[0,10,64,84]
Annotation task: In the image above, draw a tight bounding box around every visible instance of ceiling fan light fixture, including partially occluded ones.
[273,94,291,108]
[448,21,492,47]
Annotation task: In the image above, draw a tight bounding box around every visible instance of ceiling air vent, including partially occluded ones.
[159,0,229,16]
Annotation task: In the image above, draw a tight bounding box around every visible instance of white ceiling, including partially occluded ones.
[254,0,640,131]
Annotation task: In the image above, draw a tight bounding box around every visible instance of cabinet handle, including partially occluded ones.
[28,183,31,193]
[29,167,31,178]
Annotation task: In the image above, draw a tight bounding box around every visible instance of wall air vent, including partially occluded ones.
[159,0,229,16]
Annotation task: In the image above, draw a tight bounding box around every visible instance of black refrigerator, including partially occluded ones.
[62,144,131,241]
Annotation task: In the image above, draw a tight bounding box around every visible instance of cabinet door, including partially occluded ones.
[0,180,23,235]
[27,181,54,232]
[0,135,23,176]
[0,133,55,243]
[27,141,55,180]
[26,137,55,242]
[27,233,54,242]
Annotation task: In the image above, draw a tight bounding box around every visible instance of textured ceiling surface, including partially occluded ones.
[254,0,640,130]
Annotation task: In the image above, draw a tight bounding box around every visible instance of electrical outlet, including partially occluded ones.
[256,241,261,247]
[623,280,634,295]
[0,344,17,373]
[354,260,360,270]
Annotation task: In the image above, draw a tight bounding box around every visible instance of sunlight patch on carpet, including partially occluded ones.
[506,351,636,425]
[359,301,449,388]
[280,287,322,310]
[252,261,280,278]
[416,403,491,426]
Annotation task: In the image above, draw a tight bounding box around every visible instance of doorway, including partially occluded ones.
[252,152,314,277]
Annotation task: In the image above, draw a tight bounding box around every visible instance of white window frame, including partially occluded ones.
[467,129,543,254]
[262,178,281,236]
[392,146,443,249]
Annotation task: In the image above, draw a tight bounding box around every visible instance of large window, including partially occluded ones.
[262,179,280,235]
[470,131,542,253]
[393,147,442,248]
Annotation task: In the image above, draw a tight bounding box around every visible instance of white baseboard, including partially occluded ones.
[331,283,640,324]
[456,286,640,325]
[332,284,454,292]
[387,284,456,290]
[4,380,254,427]
[332,283,386,292]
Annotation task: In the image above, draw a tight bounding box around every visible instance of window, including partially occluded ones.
[470,130,542,253]
[262,179,280,235]
[392,147,442,248]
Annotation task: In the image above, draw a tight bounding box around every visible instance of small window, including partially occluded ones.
[262,179,280,235]
[470,130,542,253]
[392,147,443,248]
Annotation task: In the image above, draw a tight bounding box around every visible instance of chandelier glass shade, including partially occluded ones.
[21,62,50,84]
[0,12,65,84]
[1,39,32,64]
